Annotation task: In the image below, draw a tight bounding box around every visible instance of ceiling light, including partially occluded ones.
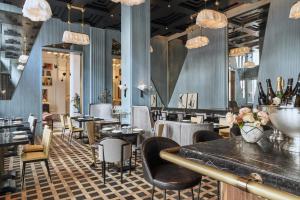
[22,0,52,22]
[290,1,300,19]
[229,47,250,57]
[196,9,228,29]
[111,0,145,6]
[17,64,25,71]
[185,36,209,49]
[18,55,29,64]
[243,61,256,68]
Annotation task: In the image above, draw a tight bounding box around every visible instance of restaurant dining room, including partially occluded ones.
[0,0,300,200]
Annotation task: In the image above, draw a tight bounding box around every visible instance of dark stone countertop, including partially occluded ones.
[180,135,300,196]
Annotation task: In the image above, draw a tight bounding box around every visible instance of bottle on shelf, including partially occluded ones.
[266,79,276,105]
[275,76,284,99]
[282,78,294,105]
[257,82,267,105]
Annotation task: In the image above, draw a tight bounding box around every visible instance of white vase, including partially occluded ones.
[240,124,264,143]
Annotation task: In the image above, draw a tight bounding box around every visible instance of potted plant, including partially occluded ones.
[226,108,270,143]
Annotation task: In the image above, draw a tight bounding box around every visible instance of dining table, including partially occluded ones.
[0,131,29,194]
[0,121,25,130]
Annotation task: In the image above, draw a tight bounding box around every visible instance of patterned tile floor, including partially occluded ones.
[1,129,218,200]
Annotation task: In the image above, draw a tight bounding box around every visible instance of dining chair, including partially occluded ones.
[98,138,132,183]
[192,130,222,200]
[67,117,84,144]
[21,126,53,189]
[142,137,201,200]
[60,114,69,139]
[17,115,37,144]
[86,121,97,167]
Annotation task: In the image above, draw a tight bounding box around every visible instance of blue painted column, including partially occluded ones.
[121,0,151,123]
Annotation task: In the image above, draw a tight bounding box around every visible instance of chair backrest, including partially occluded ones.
[28,115,37,134]
[191,116,204,124]
[141,137,179,183]
[86,121,96,145]
[98,138,131,163]
[90,104,113,120]
[192,130,222,144]
[155,123,165,137]
[42,126,53,158]
[60,115,66,129]
[132,106,153,136]
[67,117,74,132]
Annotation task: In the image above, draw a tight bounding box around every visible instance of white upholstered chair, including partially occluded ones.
[98,138,132,183]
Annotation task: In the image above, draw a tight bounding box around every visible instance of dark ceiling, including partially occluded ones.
[0,0,269,48]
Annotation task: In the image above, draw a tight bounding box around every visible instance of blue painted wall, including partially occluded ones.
[168,28,228,109]
[0,17,120,132]
[257,0,300,96]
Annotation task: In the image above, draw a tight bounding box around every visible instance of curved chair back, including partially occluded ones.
[67,117,74,132]
[141,137,179,183]
[60,115,66,129]
[43,126,53,158]
[98,138,131,163]
[193,130,222,144]
[86,121,96,145]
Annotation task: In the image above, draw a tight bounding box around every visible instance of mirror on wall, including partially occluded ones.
[112,39,121,106]
[227,4,270,109]
[0,9,42,100]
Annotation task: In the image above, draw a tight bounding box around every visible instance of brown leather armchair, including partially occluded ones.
[142,137,201,200]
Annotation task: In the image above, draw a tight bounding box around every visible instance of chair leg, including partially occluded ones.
[217,181,220,200]
[191,188,194,200]
[164,189,167,200]
[151,185,155,200]
[198,177,202,200]
[45,160,52,182]
[129,157,132,176]
[69,132,73,144]
[178,190,181,200]
[21,162,26,190]
[103,162,106,184]
[134,149,137,168]
[120,161,123,183]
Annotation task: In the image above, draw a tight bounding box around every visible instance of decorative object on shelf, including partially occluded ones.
[187,93,198,109]
[62,4,90,45]
[229,47,250,57]
[118,84,128,97]
[289,1,300,19]
[243,61,256,68]
[72,93,81,113]
[22,0,52,22]
[196,0,228,30]
[186,36,209,49]
[150,94,157,107]
[111,0,145,6]
[99,89,111,103]
[137,83,149,97]
[18,55,29,64]
[177,93,188,109]
[17,64,25,71]
[226,108,270,143]
[266,106,300,152]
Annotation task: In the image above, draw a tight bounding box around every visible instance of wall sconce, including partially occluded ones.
[119,84,128,97]
[137,83,149,98]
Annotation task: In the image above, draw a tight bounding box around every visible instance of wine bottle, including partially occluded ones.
[257,82,267,105]
[282,78,294,105]
[275,77,284,99]
[266,79,276,105]
[292,73,300,95]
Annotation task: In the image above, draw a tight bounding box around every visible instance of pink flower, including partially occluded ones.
[242,113,255,123]
[257,111,269,125]
[239,107,252,116]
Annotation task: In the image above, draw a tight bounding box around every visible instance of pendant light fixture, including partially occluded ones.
[185,26,209,49]
[290,1,300,19]
[229,47,250,57]
[111,0,145,6]
[196,0,228,29]
[22,0,52,22]
[62,4,90,45]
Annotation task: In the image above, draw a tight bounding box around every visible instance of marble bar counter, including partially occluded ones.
[179,135,300,197]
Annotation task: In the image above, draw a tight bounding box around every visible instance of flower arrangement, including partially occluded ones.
[226,107,270,128]
[72,93,81,113]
